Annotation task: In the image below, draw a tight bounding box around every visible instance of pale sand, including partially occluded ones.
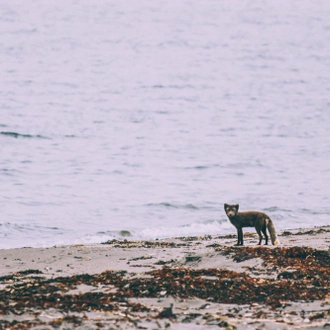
[0,226,329,329]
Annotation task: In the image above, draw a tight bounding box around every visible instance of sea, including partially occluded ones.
[1,0,329,249]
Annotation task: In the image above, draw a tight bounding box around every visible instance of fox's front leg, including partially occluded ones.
[236,228,243,246]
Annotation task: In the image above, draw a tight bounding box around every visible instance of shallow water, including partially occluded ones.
[1,1,329,248]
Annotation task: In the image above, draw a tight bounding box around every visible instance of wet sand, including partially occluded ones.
[0,226,329,329]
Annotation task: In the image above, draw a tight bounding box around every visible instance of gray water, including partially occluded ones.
[1,1,329,249]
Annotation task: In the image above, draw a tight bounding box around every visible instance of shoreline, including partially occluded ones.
[0,226,329,329]
[1,221,327,252]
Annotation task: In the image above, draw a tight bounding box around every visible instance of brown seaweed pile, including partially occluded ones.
[0,246,329,329]
[281,227,330,236]
[215,245,330,266]
[102,239,191,248]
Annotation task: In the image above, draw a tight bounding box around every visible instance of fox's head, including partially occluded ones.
[224,203,239,218]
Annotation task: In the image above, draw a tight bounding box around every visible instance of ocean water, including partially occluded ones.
[1,1,329,249]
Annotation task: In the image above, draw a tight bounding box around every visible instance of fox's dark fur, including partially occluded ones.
[224,203,279,246]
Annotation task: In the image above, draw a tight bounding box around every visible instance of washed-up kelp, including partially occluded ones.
[0,246,329,328]
[102,239,190,248]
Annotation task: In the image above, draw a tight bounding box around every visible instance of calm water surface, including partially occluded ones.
[1,1,329,248]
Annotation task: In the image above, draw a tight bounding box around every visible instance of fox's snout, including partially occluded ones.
[224,204,239,219]
[226,210,236,218]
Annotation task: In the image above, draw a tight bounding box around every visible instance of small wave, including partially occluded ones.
[96,230,132,238]
[92,220,231,243]
[143,84,195,89]
[135,219,231,240]
[186,165,210,170]
[299,208,329,215]
[1,168,24,176]
[0,131,49,139]
[263,206,293,213]
[82,219,232,244]
[182,164,221,170]
[146,202,199,210]
[0,222,60,232]
[0,222,64,249]
[87,219,234,244]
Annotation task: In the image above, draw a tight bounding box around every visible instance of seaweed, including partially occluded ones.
[0,246,329,328]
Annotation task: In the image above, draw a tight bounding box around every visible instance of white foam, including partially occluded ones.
[132,220,233,240]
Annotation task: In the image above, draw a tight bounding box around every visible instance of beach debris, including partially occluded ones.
[119,230,132,237]
[102,239,189,248]
[181,312,202,323]
[154,259,176,265]
[280,227,330,236]
[198,303,211,310]
[185,254,202,263]
[215,245,330,267]
[0,246,329,328]
[158,304,177,319]
[129,255,153,261]
[179,235,212,241]
[0,269,44,283]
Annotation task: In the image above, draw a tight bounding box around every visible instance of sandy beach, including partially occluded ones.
[0,226,329,329]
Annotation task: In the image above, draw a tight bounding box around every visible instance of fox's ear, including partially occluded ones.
[224,203,228,209]
[235,204,239,210]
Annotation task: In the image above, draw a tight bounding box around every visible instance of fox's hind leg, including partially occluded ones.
[256,223,269,245]
[256,228,263,245]
[262,226,268,245]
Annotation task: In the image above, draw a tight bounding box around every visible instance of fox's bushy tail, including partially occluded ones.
[267,219,279,245]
